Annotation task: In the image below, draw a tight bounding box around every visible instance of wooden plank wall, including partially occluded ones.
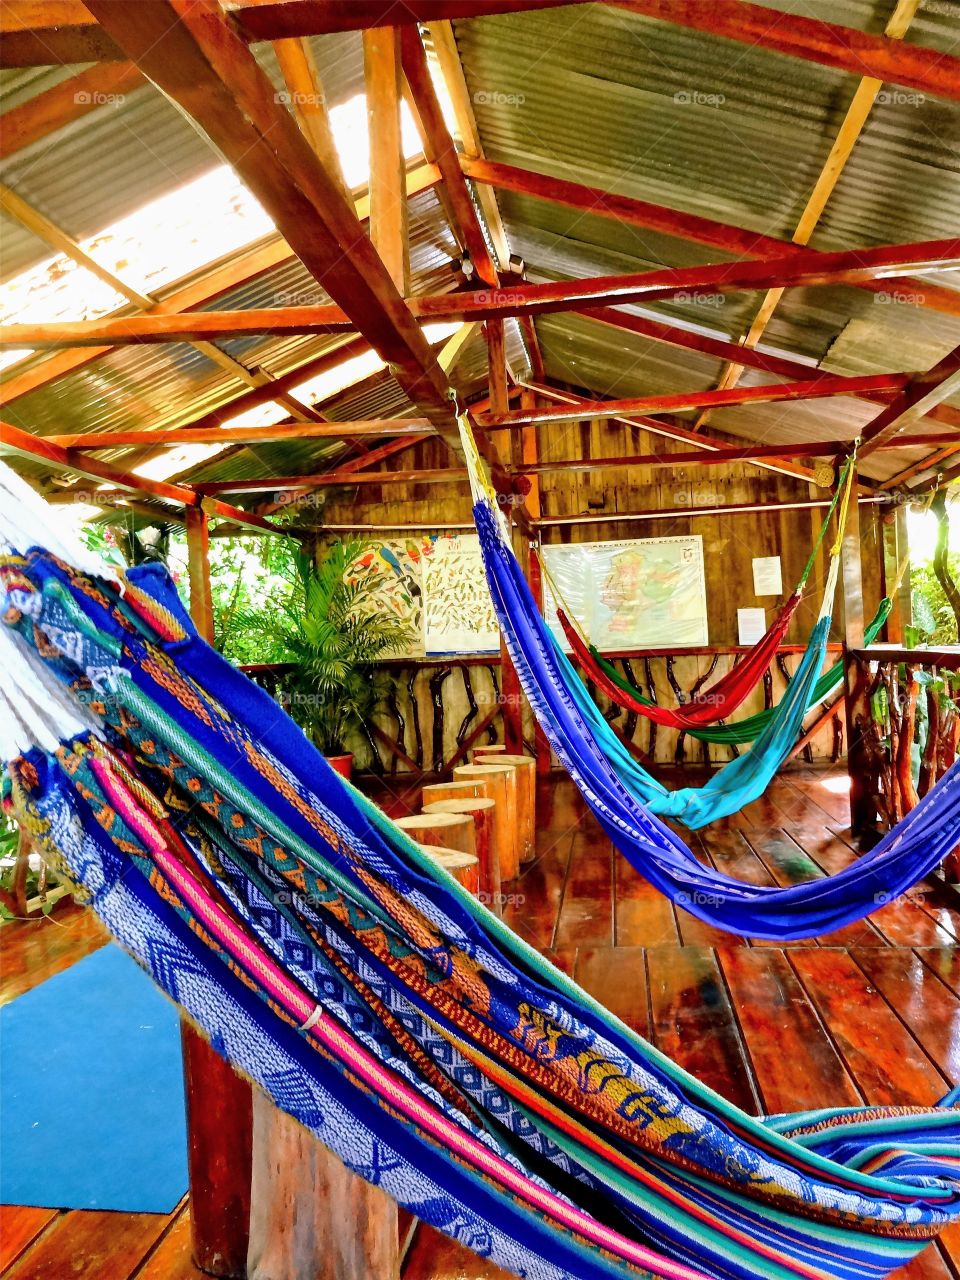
[318,419,884,769]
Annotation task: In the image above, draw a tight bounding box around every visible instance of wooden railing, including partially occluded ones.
[243,641,848,777]
[845,645,960,878]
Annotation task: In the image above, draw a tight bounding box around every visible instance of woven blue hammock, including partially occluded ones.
[458,422,960,939]
[1,514,959,1280]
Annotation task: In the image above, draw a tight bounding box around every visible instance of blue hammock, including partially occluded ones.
[459,427,960,940]
[2,526,959,1280]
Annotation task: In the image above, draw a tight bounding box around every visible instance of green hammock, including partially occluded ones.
[592,597,893,745]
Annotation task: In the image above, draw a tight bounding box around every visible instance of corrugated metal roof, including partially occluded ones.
[1,2,957,499]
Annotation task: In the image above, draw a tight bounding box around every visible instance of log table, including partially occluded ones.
[452,763,520,880]
[422,797,500,909]
[473,750,537,863]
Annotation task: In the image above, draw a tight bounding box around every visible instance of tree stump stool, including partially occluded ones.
[418,844,481,895]
[474,750,536,863]
[247,1092,399,1280]
[422,797,499,910]
[394,812,476,859]
[453,763,519,880]
[469,742,506,760]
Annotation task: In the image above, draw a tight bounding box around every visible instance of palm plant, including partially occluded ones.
[235,540,417,758]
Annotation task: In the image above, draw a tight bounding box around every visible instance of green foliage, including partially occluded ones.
[232,539,416,757]
[910,552,960,646]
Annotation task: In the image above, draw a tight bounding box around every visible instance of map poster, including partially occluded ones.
[543,535,708,650]
[422,533,500,655]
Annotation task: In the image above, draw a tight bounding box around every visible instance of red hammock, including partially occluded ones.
[557,591,802,729]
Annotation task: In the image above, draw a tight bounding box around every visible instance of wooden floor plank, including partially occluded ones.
[0,1207,59,1273]
[129,1207,203,1280]
[790,949,950,1106]
[4,1210,170,1280]
[613,854,680,948]
[553,828,613,950]
[917,947,960,998]
[646,946,761,1113]
[851,950,960,1085]
[574,945,649,1037]
[717,947,860,1115]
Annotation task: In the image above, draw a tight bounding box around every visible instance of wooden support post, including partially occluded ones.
[363,27,409,294]
[248,1096,399,1280]
[881,504,911,643]
[839,471,875,839]
[182,506,254,1279]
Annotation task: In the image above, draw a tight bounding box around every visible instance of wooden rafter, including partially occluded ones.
[459,157,960,318]
[0,0,583,66]
[0,419,282,533]
[0,162,442,405]
[84,0,458,451]
[0,62,145,159]
[9,230,958,351]
[273,36,351,205]
[880,445,960,492]
[0,180,323,424]
[399,24,498,286]
[363,26,409,293]
[858,346,960,460]
[478,372,927,427]
[612,0,960,103]
[691,0,923,432]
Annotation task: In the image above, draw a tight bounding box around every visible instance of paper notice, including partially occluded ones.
[737,607,767,646]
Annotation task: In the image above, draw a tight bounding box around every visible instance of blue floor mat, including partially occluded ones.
[1,942,188,1213]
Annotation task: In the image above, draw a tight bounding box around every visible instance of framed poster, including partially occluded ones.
[421,533,500,655]
[543,534,708,650]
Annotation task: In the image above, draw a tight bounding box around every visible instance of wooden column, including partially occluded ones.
[880,503,911,644]
[183,506,254,1278]
[485,319,524,752]
[248,1098,399,1280]
[363,27,408,294]
[839,472,875,839]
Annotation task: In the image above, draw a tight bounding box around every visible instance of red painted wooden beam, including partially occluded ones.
[229,0,581,40]
[858,344,960,459]
[0,419,283,533]
[476,372,920,427]
[398,25,498,287]
[613,0,960,103]
[460,157,960,317]
[412,238,960,321]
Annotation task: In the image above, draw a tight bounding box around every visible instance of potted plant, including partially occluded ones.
[237,540,416,779]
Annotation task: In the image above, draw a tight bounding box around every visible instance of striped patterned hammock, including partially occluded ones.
[547,470,849,732]
[1,470,959,1280]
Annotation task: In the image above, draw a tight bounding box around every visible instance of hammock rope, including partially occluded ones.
[0,458,958,1280]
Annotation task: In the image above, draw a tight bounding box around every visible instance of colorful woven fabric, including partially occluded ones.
[584,599,893,747]
[0,461,958,1280]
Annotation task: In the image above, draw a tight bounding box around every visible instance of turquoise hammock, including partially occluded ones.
[457,418,960,937]
[521,454,857,830]
[1,460,958,1280]
[547,467,851,735]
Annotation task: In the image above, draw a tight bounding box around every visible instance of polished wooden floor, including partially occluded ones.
[2,766,959,1280]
